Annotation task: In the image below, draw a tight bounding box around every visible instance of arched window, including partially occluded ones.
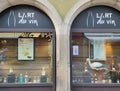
[71,5,120,91]
[0,5,56,91]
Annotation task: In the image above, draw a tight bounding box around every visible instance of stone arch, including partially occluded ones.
[63,0,120,63]
[62,1,120,91]
[0,1,62,91]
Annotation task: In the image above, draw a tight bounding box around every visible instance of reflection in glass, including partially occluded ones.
[72,32,120,84]
[0,32,53,84]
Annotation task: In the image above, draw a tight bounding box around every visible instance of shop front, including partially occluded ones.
[0,5,56,91]
[71,5,120,91]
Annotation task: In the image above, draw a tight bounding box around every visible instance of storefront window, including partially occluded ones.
[0,32,54,84]
[72,32,120,84]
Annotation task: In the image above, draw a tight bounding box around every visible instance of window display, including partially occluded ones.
[72,32,120,84]
[0,32,54,84]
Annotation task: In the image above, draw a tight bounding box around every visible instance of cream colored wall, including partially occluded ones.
[1,1,120,91]
[48,0,78,19]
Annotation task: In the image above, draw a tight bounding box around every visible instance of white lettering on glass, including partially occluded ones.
[8,10,16,27]
[96,13,116,26]
[86,11,117,27]
[86,11,95,27]
[18,12,38,26]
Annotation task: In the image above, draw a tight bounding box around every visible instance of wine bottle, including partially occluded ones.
[41,67,46,76]
[94,74,98,83]
[24,72,29,83]
[40,67,47,83]
[7,67,15,83]
[8,10,16,27]
[112,62,116,71]
[19,73,23,84]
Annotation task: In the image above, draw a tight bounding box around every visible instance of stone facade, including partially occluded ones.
[0,0,120,91]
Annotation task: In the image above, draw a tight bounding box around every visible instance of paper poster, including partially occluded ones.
[18,38,34,60]
[73,45,79,56]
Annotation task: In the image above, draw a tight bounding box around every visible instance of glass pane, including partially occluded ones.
[72,32,120,84]
[0,32,53,84]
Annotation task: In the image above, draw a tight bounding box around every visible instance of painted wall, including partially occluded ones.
[48,0,78,19]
